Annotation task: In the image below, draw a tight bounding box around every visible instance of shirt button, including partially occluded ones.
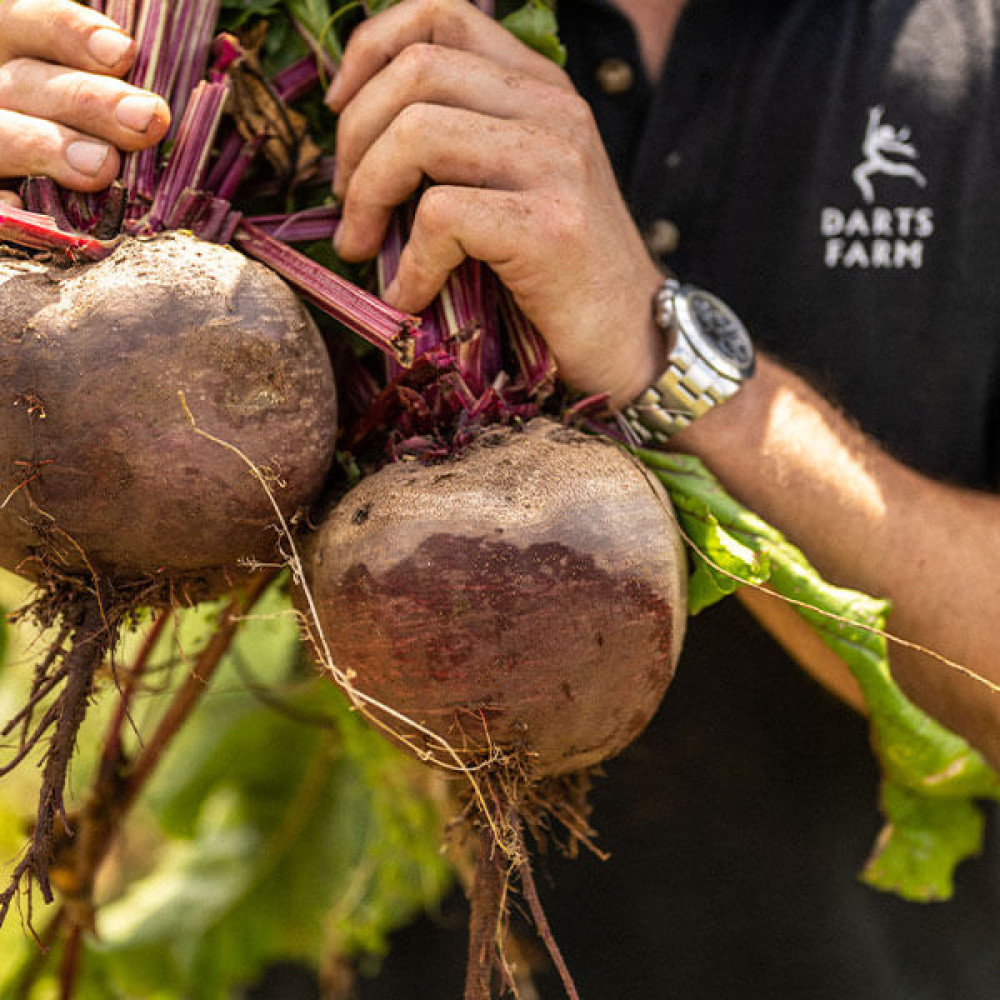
[645,219,681,256]
[595,57,634,95]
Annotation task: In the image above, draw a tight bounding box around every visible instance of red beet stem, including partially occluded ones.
[234,220,419,365]
[145,79,230,232]
[274,54,323,102]
[241,206,341,242]
[0,203,118,260]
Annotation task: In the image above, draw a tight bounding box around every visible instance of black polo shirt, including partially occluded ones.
[358,2,1000,997]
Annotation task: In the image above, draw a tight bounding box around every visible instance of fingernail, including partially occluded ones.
[116,94,160,133]
[66,140,111,177]
[88,27,133,68]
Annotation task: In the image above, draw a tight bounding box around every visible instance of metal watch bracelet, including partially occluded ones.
[622,279,752,446]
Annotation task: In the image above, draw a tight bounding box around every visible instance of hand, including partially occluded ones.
[0,0,171,202]
[328,0,665,407]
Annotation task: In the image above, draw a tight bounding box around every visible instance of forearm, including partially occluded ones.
[674,355,1000,767]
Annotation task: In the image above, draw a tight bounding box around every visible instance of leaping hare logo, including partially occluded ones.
[852,106,927,204]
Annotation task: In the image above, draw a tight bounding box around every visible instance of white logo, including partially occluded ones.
[852,106,927,204]
[819,106,934,270]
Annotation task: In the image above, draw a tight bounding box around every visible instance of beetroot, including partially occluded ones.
[305,418,686,997]
[0,231,337,922]
[308,419,685,778]
[0,232,337,596]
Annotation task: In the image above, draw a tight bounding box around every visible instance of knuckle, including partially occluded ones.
[0,58,33,101]
[63,76,106,123]
[393,101,431,141]
[552,88,597,134]
[395,41,437,85]
[418,0,472,42]
[414,185,453,233]
[419,0,455,22]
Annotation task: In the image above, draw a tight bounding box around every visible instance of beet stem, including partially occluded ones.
[233,221,419,364]
[0,204,118,260]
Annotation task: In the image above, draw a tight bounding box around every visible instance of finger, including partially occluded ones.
[0,59,170,151]
[0,0,135,77]
[334,41,579,198]
[385,185,526,313]
[0,109,120,191]
[326,0,569,112]
[336,104,559,260]
[0,190,23,208]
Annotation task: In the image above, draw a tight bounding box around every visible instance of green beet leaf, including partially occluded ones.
[636,447,1000,902]
[501,0,567,66]
[862,781,986,902]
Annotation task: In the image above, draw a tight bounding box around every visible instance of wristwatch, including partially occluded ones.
[622,278,756,445]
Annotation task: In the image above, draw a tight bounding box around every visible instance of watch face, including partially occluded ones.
[676,287,756,381]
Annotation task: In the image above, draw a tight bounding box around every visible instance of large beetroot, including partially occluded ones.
[304,416,686,999]
[308,418,685,778]
[0,232,337,596]
[0,232,337,923]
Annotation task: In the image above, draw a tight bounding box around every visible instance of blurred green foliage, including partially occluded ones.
[0,577,452,998]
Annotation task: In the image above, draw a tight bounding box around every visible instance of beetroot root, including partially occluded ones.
[0,233,337,595]
[306,418,687,778]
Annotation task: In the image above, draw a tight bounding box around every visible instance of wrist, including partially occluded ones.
[610,310,669,410]
[619,278,757,445]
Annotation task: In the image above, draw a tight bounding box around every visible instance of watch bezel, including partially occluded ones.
[672,285,757,384]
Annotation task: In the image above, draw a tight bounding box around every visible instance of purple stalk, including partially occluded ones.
[120,0,170,206]
[165,0,224,136]
[145,79,230,232]
[202,129,244,194]
[211,33,244,74]
[216,209,243,246]
[241,206,341,242]
[20,178,72,231]
[0,204,118,261]
[168,191,238,244]
[61,190,107,233]
[435,260,504,395]
[378,210,444,380]
[234,220,419,365]
[163,188,214,231]
[216,135,265,202]
[499,284,557,397]
[103,0,135,33]
[274,55,322,103]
